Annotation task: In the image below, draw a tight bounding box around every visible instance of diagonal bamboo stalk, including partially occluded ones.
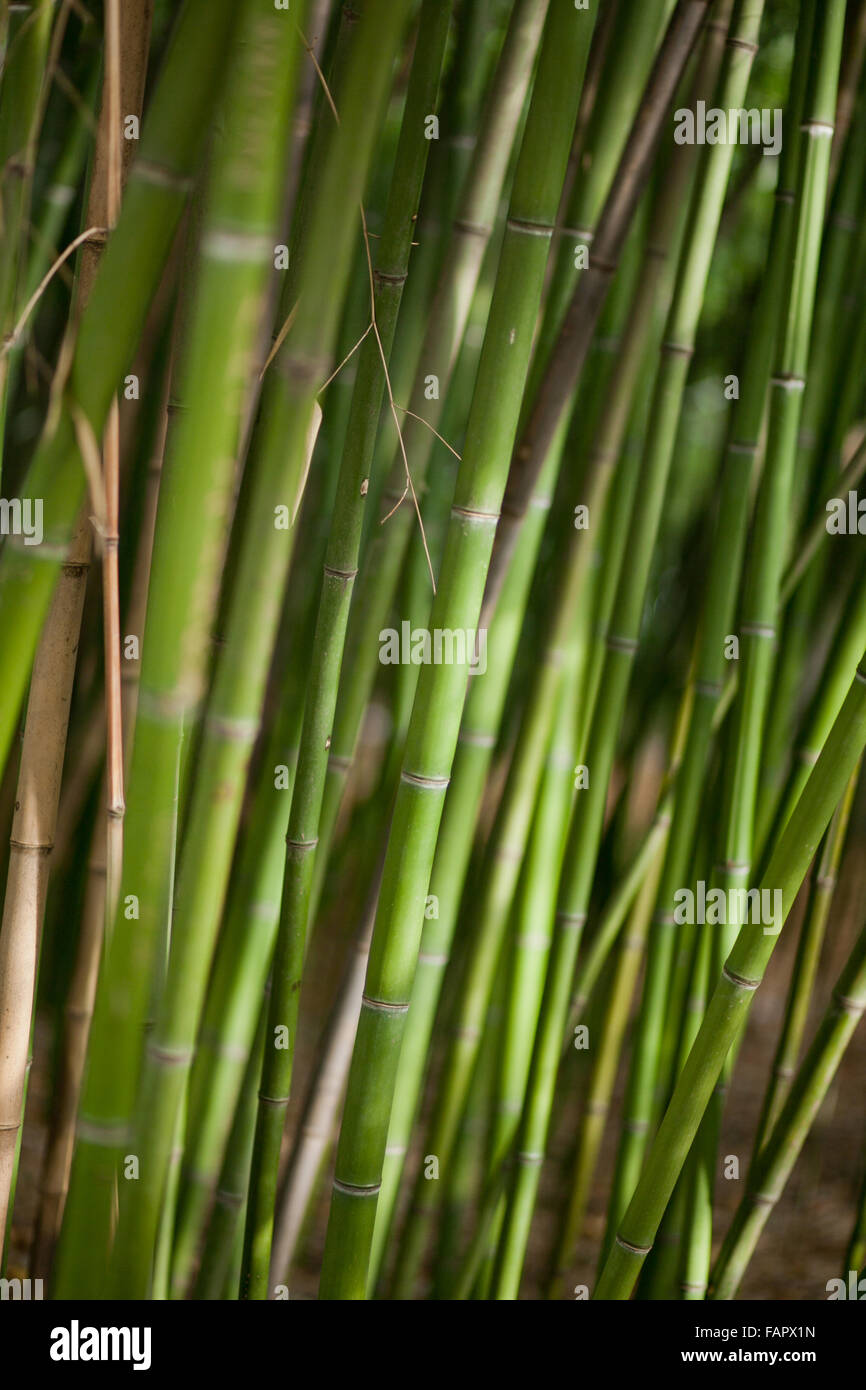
[710,901,866,1299]
[750,766,859,1161]
[596,651,866,1300]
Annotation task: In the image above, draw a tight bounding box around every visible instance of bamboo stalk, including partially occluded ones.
[268,857,384,1290]
[239,0,446,1299]
[604,0,818,1241]
[31,314,170,1281]
[0,0,53,461]
[844,1141,866,1277]
[0,0,152,1263]
[191,1009,267,1301]
[710,906,866,1299]
[680,0,847,1279]
[547,847,664,1298]
[0,0,238,780]
[310,0,551,901]
[482,0,714,620]
[595,653,866,1300]
[489,0,764,1300]
[369,445,560,1294]
[750,766,859,1160]
[170,271,365,1295]
[0,513,90,1261]
[319,0,599,1300]
[54,0,295,1299]
[104,0,325,1300]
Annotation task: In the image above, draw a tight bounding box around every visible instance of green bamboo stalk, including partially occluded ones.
[393,244,653,1292]
[239,0,447,1299]
[319,0,599,1300]
[680,0,848,1281]
[624,801,716,1294]
[595,653,866,1300]
[269,896,377,1290]
[750,765,858,1160]
[489,653,580,1178]
[423,952,507,1300]
[437,647,581,1301]
[711,0,845,948]
[489,0,762,1300]
[604,0,818,1243]
[118,0,417,1301]
[844,1142,866,1277]
[753,95,866,848]
[368,443,559,1294]
[674,900,719,1298]
[151,1092,185,1299]
[546,843,663,1299]
[482,0,715,619]
[519,0,673,440]
[771,550,866,846]
[54,0,294,1299]
[170,265,368,1296]
[192,1009,266,1301]
[387,117,673,1293]
[710,907,866,1299]
[389,478,594,1298]
[3,64,98,420]
[548,0,733,759]
[0,0,239,779]
[0,0,154,1269]
[0,0,53,460]
[310,0,551,899]
[167,690,304,1295]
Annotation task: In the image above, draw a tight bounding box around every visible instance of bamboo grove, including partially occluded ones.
[0,0,865,1305]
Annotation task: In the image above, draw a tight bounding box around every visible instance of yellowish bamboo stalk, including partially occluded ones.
[0,0,152,1258]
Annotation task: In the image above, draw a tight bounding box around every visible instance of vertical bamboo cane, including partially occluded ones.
[319,0,600,1300]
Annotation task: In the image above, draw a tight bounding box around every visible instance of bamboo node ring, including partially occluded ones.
[615,1235,652,1256]
[451,503,500,522]
[834,992,865,1015]
[333,1179,381,1197]
[506,216,554,237]
[401,770,450,790]
[362,994,409,1014]
[605,633,638,653]
[723,965,761,991]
